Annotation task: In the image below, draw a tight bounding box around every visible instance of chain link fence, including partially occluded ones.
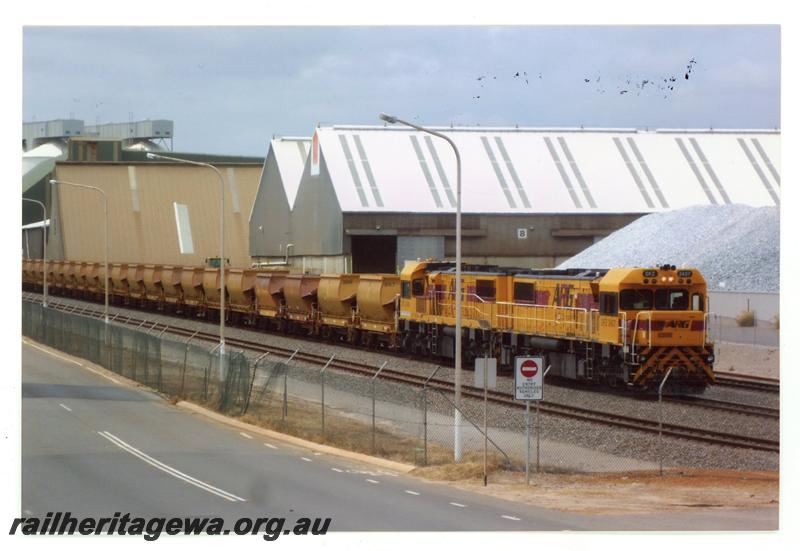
[23,300,771,477]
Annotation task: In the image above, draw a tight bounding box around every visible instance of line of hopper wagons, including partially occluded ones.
[22,259,403,345]
[23,257,716,393]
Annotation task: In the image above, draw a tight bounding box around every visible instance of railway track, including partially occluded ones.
[24,294,780,454]
[664,396,779,419]
[713,372,780,393]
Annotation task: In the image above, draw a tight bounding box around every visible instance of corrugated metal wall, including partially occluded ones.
[396,236,444,266]
[50,162,262,267]
[249,149,292,258]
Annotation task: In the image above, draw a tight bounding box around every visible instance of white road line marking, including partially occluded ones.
[24,341,82,366]
[405,490,420,496]
[25,341,120,385]
[97,431,245,502]
[264,443,278,450]
[59,403,72,412]
[501,515,520,521]
[449,502,466,508]
[82,366,121,385]
[239,432,253,439]
[313,452,322,456]
[366,479,379,484]
[331,467,343,473]
[301,457,312,462]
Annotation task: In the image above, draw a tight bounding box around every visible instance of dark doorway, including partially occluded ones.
[351,235,397,273]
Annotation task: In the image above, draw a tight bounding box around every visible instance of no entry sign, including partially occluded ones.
[515,356,544,401]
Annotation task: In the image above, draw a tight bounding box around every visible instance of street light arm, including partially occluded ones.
[50,179,108,200]
[146,153,227,355]
[146,153,223,175]
[50,179,109,323]
[22,197,48,307]
[387,117,461,163]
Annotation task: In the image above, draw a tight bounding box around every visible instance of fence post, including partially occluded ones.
[371,361,388,455]
[658,367,674,477]
[282,349,299,422]
[205,342,222,403]
[536,365,552,474]
[423,386,428,466]
[242,351,270,415]
[180,344,190,397]
[421,365,441,466]
[320,355,335,439]
[156,337,163,393]
[483,352,488,487]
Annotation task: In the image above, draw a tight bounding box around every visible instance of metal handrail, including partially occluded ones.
[632,311,653,359]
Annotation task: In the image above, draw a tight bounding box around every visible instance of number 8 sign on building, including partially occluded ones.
[515,356,544,401]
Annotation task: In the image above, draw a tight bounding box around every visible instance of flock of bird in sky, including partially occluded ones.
[472,58,697,100]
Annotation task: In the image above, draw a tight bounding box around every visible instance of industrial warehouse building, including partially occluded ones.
[22,119,264,267]
[23,119,780,275]
[249,137,310,262]
[249,125,780,274]
[47,161,263,266]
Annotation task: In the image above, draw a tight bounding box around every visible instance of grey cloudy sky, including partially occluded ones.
[23,26,780,156]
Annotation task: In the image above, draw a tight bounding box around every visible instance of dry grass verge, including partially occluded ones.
[445,468,779,515]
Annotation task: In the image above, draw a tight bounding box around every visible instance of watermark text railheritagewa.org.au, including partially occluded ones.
[9,512,331,540]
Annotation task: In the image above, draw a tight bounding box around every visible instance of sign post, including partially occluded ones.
[515,356,544,485]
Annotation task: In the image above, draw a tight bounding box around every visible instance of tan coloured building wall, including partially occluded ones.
[50,162,263,268]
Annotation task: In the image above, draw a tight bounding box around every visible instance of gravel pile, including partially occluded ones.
[559,205,780,293]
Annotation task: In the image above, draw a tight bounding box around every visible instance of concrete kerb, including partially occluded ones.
[176,400,415,474]
[21,337,415,475]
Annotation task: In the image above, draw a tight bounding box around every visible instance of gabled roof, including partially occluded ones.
[314,125,780,214]
[272,137,310,208]
[22,141,68,193]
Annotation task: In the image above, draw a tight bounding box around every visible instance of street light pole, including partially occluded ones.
[146,152,226,356]
[49,179,109,323]
[22,197,48,308]
[378,113,464,462]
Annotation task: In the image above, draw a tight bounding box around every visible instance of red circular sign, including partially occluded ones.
[520,359,539,378]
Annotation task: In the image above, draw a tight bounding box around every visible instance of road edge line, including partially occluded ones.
[174,400,415,474]
[23,338,124,386]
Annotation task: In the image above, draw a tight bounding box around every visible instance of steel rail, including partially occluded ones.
[23,294,779,453]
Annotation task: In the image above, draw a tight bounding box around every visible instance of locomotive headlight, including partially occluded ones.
[668,276,674,282]
[661,276,667,282]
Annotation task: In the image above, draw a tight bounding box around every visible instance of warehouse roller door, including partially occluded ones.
[396,236,444,269]
[351,235,397,273]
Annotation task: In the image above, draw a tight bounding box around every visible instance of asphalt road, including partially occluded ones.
[21,340,777,532]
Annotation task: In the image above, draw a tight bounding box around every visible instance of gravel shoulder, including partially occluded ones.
[715,341,779,379]
[414,467,779,515]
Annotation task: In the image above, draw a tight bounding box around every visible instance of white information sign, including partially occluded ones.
[474,358,497,390]
[514,356,544,400]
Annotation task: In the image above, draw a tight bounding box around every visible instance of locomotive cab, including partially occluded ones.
[598,265,715,390]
